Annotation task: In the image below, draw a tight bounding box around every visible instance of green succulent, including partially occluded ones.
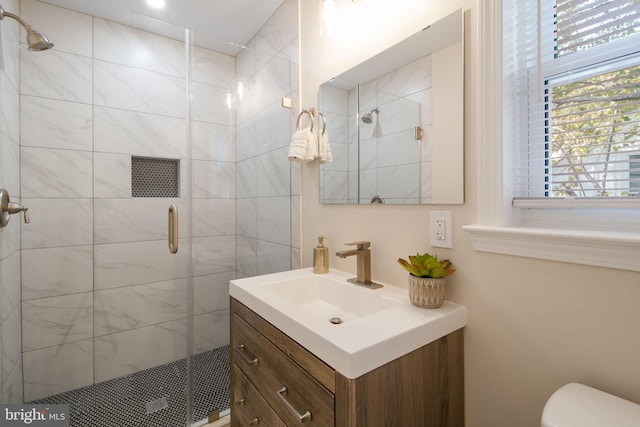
[397,252,456,278]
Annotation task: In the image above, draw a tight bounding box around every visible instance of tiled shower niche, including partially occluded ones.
[131,157,180,198]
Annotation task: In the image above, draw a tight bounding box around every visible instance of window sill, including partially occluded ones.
[463,225,640,272]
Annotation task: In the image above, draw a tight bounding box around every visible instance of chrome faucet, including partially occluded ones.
[335,241,382,289]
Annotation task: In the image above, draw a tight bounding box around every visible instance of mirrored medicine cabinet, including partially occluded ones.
[318,9,464,205]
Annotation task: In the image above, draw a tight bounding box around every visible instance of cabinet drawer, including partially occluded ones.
[231,298,335,393]
[232,315,334,426]
[231,364,286,427]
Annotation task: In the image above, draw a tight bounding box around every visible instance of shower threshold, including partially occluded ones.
[28,345,230,427]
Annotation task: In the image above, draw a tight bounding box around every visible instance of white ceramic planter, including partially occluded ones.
[408,275,446,308]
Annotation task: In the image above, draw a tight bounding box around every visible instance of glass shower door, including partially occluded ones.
[185,28,236,425]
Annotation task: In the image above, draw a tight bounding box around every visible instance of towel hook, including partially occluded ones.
[296,109,314,132]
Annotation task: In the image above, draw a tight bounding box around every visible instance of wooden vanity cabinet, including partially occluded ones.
[230,297,464,427]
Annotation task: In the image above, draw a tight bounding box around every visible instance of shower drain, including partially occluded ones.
[145,397,169,414]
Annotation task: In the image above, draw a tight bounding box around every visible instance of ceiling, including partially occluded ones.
[38,0,285,55]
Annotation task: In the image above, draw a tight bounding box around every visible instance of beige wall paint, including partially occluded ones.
[299,1,640,426]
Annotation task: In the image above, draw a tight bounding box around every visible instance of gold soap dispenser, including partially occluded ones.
[313,236,329,274]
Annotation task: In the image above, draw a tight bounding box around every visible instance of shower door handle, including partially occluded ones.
[168,204,178,254]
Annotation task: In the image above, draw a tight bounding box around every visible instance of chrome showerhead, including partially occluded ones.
[361,108,379,124]
[25,26,54,51]
[0,5,54,51]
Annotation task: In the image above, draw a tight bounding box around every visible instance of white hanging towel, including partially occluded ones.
[319,130,333,164]
[288,127,313,162]
[317,112,332,163]
[304,128,318,162]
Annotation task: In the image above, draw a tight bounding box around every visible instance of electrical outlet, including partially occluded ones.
[430,211,453,249]
[435,218,446,240]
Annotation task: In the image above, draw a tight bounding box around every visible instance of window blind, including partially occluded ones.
[508,0,640,201]
[556,0,640,57]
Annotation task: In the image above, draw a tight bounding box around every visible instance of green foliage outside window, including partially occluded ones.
[550,63,640,197]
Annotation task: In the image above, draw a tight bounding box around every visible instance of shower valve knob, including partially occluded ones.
[0,189,30,227]
[8,203,30,224]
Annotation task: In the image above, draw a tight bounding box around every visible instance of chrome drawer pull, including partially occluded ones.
[237,344,259,365]
[276,387,312,423]
[235,399,259,425]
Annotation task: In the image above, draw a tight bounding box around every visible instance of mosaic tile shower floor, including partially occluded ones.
[29,346,230,427]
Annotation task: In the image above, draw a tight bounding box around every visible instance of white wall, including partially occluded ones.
[300,1,640,426]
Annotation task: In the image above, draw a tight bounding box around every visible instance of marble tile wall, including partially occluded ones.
[17,0,237,401]
[0,0,24,404]
[236,0,300,276]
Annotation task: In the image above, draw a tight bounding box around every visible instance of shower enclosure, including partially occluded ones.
[0,0,300,425]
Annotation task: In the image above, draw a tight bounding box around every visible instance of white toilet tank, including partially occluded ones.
[542,383,640,427]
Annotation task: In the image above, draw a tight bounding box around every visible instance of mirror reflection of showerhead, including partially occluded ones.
[361,107,379,124]
[0,5,54,51]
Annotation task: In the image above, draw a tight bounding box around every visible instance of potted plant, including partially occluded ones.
[397,252,456,308]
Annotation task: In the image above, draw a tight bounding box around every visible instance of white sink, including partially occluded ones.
[230,268,467,379]
[262,275,396,323]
